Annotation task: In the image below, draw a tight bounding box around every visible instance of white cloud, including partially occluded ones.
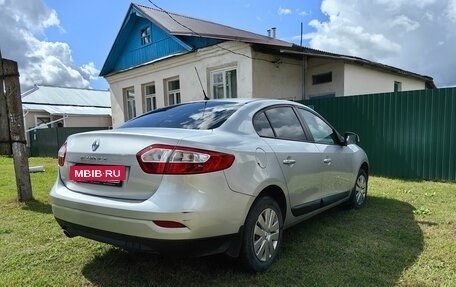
[448,0,456,21]
[390,15,420,32]
[307,17,401,60]
[81,62,100,81]
[297,9,310,16]
[304,0,456,87]
[278,7,292,16]
[0,0,99,91]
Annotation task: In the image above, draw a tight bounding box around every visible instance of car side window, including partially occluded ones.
[298,108,336,145]
[263,107,306,141]
[253,112,275,137]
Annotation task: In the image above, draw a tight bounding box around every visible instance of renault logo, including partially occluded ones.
[92,139,100,152]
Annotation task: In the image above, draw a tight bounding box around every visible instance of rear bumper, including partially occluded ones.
[50,170,253,256]
[56,218,243,257]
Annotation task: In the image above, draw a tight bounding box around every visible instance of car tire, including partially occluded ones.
[239,196,283,272]
[347,168,368,209]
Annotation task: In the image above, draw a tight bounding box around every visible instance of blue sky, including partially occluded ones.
[41,0,324,90]
[1,0,456,91]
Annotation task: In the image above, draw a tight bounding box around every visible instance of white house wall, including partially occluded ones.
[64,115,112,128]
[105,43,430,127]
[344,63,425,96]
[23,111,111,130]
[105,42,254,127]
[24,112,41,131]
[306,58,345,98]
[252,51,303,100]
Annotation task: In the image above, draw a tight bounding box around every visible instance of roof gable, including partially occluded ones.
[100,4,196,76]
[100,3,293,76]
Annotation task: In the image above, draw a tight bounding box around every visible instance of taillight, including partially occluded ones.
[136,144,235,174]
[58,142,67,166]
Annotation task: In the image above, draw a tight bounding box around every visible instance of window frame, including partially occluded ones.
[252,104,344,145]
[252,105,311,142]
[35,115,51,128]
[312,72,333,85]
[394,81,402,92]
[165,77,181,106]
[210,67,238,99]
[252,111,275,138]
[140,26,151,45]
[295,107,344,146]
[123,87,136,121]
[142,82,157,113]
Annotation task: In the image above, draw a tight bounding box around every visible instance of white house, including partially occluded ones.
[100,3,435,127]
[22,85,112,131]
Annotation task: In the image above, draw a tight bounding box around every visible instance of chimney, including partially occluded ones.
[271,27,276,38]
[267,27,277,38]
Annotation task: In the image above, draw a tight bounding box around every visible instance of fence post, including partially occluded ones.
[0,52,12,155]
[3,58,33,201]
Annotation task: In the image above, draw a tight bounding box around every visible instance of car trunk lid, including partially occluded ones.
[59,128,212,200]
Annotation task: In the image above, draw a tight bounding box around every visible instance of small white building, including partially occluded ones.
[22,85,112,131]
[100,3,435,127]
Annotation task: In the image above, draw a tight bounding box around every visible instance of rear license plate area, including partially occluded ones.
[70,165,126,186]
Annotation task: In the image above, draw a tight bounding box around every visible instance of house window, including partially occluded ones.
[166,78,181,106]
[312,72,332,85]
[52,115,64,128]
[394,81,402,92]
[211,68,237,99]
[143,83,156,112]
[141,26,151,45]
[36,116,51,128]
[123,87,136,121]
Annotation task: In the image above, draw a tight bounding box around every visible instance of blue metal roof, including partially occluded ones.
[99,3,293,77]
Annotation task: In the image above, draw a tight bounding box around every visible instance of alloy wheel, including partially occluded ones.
[355,174,367,205]
[253,208,280,262]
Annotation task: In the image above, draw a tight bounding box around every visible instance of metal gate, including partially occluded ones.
[29,127,106,157]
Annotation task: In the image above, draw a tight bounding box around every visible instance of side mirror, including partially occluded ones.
[344,132,360,145]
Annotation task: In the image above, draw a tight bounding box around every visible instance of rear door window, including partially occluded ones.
[254,107,306,141]
[253,112,275,137]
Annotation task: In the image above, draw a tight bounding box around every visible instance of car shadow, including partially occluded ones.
[81,196,423,287]
[21,199,52,214]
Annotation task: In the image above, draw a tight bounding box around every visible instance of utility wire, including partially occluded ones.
[146,0,280,65]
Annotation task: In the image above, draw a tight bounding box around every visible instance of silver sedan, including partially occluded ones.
[50,99,368,272]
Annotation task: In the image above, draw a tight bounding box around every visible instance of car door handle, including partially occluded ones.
[323,158,332,164]
[283,159,296,165]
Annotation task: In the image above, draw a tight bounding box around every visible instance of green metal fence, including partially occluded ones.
[301,88,456,181]
[29,127,107,157]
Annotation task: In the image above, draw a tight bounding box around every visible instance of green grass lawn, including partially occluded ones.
[0,156,455,287]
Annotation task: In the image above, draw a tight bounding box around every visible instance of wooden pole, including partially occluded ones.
[0,51,12,155]
[3,59,33,201]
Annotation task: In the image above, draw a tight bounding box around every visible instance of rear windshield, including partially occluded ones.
[119,101,243,130]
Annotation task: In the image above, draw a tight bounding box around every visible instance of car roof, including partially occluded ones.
[187,98,306,107]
